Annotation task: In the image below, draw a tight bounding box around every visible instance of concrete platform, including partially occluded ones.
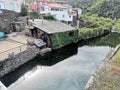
[8,34,38,44]
[0,32,39,61]
[0,39,26,61]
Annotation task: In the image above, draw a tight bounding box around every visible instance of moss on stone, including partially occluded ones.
[50,29,78,49]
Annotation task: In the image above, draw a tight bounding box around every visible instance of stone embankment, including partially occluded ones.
[0,46,51,78]
[84,44,120,90]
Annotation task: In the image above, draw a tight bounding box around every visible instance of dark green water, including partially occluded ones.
[0,32,120,90]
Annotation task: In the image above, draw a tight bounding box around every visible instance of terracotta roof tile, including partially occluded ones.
[46,3,67,8]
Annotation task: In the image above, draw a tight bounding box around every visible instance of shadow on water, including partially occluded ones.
[0,32,120,88]
[37,43,78,66]
[0,43,78,87]
[78,32,120,47]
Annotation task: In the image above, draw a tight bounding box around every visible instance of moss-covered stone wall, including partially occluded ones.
[50,30,78,49]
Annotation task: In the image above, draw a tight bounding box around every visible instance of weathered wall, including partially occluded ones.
[0,9,18,33]
[50,29,78,49]
[84,45,120,90]
[0,46,40,78]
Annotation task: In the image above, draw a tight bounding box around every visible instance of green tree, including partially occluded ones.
[21,3,28,16]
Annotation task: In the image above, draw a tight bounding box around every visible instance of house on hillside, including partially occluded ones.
[0,0,24,12]
[72,8,82,18]
[69,8,82,26]
[28,19,78,49]
[29,0,73,23]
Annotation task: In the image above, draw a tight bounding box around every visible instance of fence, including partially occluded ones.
[0,45,27,61]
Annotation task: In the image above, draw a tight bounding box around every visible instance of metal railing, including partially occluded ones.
[0,45,27,61]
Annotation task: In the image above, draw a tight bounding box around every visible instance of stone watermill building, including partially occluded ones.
[29,19,78,49]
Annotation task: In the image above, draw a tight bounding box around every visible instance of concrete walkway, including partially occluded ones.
[0,32,38,61]
[8,34,38,45]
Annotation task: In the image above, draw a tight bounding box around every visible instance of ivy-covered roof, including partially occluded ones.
[30,19,75,34]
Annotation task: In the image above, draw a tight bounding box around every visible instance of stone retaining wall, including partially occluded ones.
[84,44,120,90]
[0,46,52,78]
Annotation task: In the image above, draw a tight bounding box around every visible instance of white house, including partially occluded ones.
[29,0,82,23]
[39,2,73,22]
[0,0,24,12]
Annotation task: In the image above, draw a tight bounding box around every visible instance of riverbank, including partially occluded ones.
[0,25,112,79]
[85,45,120,90]
[78,27,111,41]
[0,46,51,78]
[0,32,119,90]
[0,30,114,78]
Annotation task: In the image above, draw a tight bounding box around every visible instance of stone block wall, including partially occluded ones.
[0,9,18,33]
[0,46,40,78]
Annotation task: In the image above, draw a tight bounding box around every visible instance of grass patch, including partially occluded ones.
[114,49,120,66]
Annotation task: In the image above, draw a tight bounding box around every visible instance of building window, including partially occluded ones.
[40,7,44,11]
[0,2,5,9]
[55,9,59,11]
[62,15,65,18]
[60,9,63,11]
[51,8,54,11]
[10,3,14,10]
[51,8,59,11]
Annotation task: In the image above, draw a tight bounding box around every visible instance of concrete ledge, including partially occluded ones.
[84,44,120,90]
[0,46,51,78]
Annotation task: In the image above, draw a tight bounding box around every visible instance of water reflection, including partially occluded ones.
[78,32,120,47]
[37,43,78,66]
[0,43,78,87]
[8,46,111,90]
[0,32,120,90]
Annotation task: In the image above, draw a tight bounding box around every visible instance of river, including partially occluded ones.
[0,32,120,90]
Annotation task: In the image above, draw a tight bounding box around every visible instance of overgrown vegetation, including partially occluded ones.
[50,30,78,49]
[70,0,120,19]
[69,0,100,13]
[91,0,120,19]
[88,48,120,90]
[77,14,112,40]
[115,19,120,31]
[60,20,68,24]
[42,14,55,20]
[114,49,120,66]
[79,32,120,47]
[70,0,120,40]
[29,11,40,19]
[21,3,28,16]
[80,14,112,28]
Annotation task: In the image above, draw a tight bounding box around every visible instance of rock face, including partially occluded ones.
[0,9,18,33]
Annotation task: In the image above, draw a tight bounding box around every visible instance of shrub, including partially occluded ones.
[21,3,28,16]
[29,11,40,19]
[115,19,120,31]
[43,14,55,20]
